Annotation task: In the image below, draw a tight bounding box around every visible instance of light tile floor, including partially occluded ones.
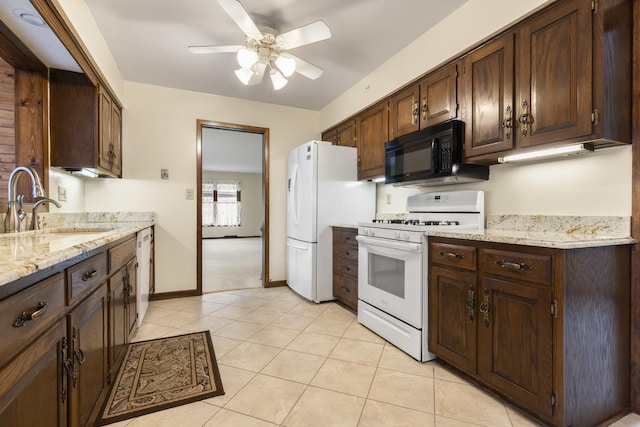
[113,286,639,427]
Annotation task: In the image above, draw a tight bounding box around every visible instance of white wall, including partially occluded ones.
[82,82,318,292]
[377,145,632,216]
[202,171,262,238]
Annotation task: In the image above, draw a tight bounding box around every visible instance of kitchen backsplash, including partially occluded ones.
[0,211,155,233]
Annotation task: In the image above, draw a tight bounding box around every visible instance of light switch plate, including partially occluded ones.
[161,169,169,180]
[185,188,194,200]
[58,186,67,202]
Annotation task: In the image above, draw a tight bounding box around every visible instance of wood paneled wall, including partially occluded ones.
[0,57,15,201]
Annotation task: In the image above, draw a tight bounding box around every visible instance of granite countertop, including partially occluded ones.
[427,215,636,249]
[0,212,154,287]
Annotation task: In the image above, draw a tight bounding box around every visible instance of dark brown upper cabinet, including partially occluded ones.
[356,100,389,181]
[322,119,356,147]
[389,63,458,140]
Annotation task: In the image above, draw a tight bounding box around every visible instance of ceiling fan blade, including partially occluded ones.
[217,0,263,40]
[289,54,324,80]
[188,45,243,54]
[276,21,331,49]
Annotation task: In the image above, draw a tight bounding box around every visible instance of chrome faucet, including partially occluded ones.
[30,197,62,230]
[4,166,47,233]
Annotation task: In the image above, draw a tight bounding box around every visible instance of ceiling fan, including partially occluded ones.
[188,0,331,90]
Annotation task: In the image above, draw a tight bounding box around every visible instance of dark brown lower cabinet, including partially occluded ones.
[429,237,631,427]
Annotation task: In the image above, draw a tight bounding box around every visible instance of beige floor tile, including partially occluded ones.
[247,325,301,348]
[203,292,244,305]
[289,300,330,317]
[368,368,435,414]
[143,309,204,328]
[271,312,316,330]
[434,379,512,427]
[204,409,277,427]
[141,306,179,324]
[211,335,243,358]
[329,338,384,366]
[305,317,352,337]
[229,288,275,298]
[433,362,469,385]
[434,415,485,427]
[203,365,256,407]
[310,358,376,397]
[179,315,234,333]
[225,374,306,424]
[218,341,281,372]
[286,332,340,356]
[259,298,302,313]
[131,323,182,342]
[126,401,219,426]
[229,295,271,308]
[609,413,640,427]
[359,400,435,427]
[319,304,357,322]
[378,344,434,377]
[261,349,325,383]
[505,405,544,427]
[283,386,365,427]
[342,322,386,344]
[209,304,255,320]
[158,299,226,316]
[213,320,265,340]
[238,307,284,324]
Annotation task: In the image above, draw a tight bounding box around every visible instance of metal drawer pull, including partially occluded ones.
[440,250,464,260]
[341,286,350,293]
[496,260,532,271]
[13,301,48,327]
[74,348,86,365]
[479,289,490,327]
[465,288,475,322]
[82,269,98,281]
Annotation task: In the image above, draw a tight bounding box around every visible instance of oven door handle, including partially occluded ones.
[356,235,422,252]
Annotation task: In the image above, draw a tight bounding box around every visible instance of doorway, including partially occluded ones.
[196,120,269,294]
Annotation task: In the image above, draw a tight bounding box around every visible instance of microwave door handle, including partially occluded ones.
[431,137,439,173]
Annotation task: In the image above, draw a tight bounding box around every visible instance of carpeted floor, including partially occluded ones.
[202,237,262,293]
[96,331,224,426]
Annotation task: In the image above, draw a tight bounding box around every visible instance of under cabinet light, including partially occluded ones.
[498,143,594,164]
[371,176,386,183]
[72,168,99,178]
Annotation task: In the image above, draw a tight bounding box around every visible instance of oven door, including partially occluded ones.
[356,235,424,328]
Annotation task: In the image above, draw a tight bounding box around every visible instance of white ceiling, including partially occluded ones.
[202,127,263,173]
[81,0,468,111]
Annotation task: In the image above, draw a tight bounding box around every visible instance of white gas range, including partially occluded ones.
[356,190,484,362]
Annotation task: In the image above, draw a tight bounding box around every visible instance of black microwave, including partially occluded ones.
[384,120,488,186]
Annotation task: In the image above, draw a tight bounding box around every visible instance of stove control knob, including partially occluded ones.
[394,231,401,239]
[370,229,375,236]
[403,232,410,240]
[361,229,368,236]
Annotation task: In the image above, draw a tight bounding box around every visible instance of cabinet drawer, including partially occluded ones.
[110,237,136,272]
[334,243,358,263]
[430,242,477,271]
[333,274,358,310]
[333,228,358,249]
[333,257,358,280]
[67,252,108,305]
[481,248,552,285]
[0,272,65,366]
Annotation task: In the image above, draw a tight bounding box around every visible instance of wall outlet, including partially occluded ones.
[185,188,194,200]
[58,186,67,202]
[386,194,391,204]
[161,169,169,180]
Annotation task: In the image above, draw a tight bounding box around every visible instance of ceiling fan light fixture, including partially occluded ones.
[270,69,288,90]
[234,67,255,85]
[237,47,258,69]
[275,54,296,77]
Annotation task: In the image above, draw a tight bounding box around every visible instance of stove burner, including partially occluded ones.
[372,219,405,224]
[403,220,461,226]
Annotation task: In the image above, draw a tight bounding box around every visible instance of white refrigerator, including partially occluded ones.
[286,141,375,303]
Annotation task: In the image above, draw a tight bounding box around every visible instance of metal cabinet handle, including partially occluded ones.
[13,301,48,327]
[440,250,464,260]
[82,269,98,281]
[502,105,513,140]
[479,289,490,327]
[412,98,419,125]
[74,348,86,365]
[465,288,475,322]
[496,260,532,271]
[342,266,352,272]
[341,286,350,293]
[63,358,77,388]
[421,95,427,122]
[517,99,534,137]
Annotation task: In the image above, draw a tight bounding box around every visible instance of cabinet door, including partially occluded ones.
[126,259,138,337]
[322,126,338,145]
[356,100,389,180]
[68,284,108,427]
[0,320,67,427]
[420,63,458,128]
[98,89,112,173]
[477,277,553,418]
[108,267,127,381]
[428,266,477,374]
[110,102,122,177]
[389,84,420,139]
[462,33,515,158]
[516,0,592,147]
[335,120,356,147]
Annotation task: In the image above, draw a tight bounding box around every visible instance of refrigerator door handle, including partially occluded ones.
[289,164,300,225]
[287,241,310,251]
